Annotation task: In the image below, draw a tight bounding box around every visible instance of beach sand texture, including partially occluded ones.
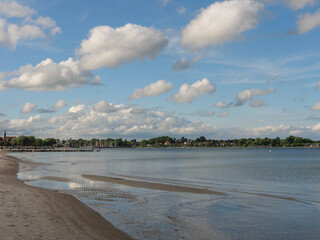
[0,154,133,240]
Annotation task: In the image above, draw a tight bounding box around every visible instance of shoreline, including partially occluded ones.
[0,153,133,240]
[1,146,319,153]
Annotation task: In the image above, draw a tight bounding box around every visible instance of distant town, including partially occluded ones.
[0,131,319,149]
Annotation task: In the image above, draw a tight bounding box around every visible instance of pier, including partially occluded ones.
[0,147,94,152]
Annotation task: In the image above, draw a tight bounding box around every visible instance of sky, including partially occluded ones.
[0,0,320,140]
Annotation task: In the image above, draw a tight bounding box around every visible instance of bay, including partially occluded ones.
[11,148,320,240]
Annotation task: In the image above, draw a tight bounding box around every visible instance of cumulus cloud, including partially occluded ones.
[215,101,228,108]
[217,112,229,118]
[167,120,218,135]
[180,0,263,51]
[310,122,320,131]
[245,123,320,138]
[53,99,68,110]
[236,86,274,106]
[78,24,168,70]
[250,99,265,108]
[129,80,174,100]
[249,124,291,136]
[297,9,320,34]
[3,100,320,139]
[21,102,37,114]
[0,1,61,49]
[169,78,216,104]
[0,18,45,48]
[93,100,125,113]
[46,103,191,138]
[0,1,36,18]
[9,114,42,130]
[1,58,99,91]
[7,102,218,139]
[283,0,316,10]
[172,55,202,71]
[311,102,320,110]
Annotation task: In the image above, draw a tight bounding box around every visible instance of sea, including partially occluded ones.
[10,148,320,240]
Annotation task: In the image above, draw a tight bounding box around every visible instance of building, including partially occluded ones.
[3,130,16,143]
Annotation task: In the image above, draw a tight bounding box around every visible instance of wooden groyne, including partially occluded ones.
[0,147,94,152]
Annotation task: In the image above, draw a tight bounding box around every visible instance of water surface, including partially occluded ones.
[12,148,320,240]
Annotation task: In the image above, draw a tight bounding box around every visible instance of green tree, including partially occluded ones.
[35,138,43,146]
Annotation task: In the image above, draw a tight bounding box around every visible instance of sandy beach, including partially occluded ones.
[0,153,133,240]
[82,174,228,196]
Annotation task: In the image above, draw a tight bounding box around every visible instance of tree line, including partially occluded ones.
[0,135,318,148]
[0,135,57,147]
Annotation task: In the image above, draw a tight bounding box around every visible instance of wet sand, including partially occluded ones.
[82,174,228,196]
[24,176,73,183]
[0,153,133,240]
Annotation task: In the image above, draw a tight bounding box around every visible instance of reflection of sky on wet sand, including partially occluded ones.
[11,148,320,240]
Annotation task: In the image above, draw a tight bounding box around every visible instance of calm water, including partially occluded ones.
[11,148,320,240]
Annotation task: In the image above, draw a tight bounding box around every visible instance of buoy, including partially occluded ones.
[180,153,182,156]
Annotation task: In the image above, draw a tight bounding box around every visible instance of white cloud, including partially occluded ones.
[310,122,320,131]
[68,104,87,113]
[167,120,218,135]
[218,112,229,118]
[180,0,263,51]
[33,16,62,35]
[93,100,125,113]
[249,124,292,136]
[0,1,36,18]
[236,86,274,106]
[4,101,320,139]
[34,16,56,28]
[21,102,37,114]
[215,101,228,108]
[78,24,168,70]
[53,99,68,110]
[177,6,186,14]
[250,99,265,108]
[169,78,216,104]
[46,103,191,138]
[297,9,320,34]
[172,54,202,71]
[317,80,320,89]
[283,0,317,10]
[246,123,320,137]
[129,80,174,100]
[0,1,61,49]
[2,58,99,91]
[311,102,320,110]
[0,18,45,48]
[9,114,42,131]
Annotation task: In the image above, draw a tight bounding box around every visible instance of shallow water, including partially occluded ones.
[11,148,320,240]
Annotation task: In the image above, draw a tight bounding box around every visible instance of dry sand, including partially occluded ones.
[0,153,133,240]
[82,174,228,196]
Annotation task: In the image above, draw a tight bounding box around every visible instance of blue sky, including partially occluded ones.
[0,0,320,140]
